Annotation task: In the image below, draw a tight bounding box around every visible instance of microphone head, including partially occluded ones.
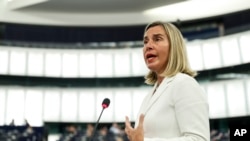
[102,98,110,109]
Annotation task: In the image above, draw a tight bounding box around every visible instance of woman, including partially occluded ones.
[125,21,210,141]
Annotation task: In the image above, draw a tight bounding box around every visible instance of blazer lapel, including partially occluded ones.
[138,84,157,115]
[143,76,176,116]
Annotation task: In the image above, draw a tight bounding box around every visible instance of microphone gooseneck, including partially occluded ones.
[91,98,110,141]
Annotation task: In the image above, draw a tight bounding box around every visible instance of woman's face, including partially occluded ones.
[143,25,170,74]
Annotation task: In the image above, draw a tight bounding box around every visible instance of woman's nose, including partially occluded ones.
[144,41,153,51]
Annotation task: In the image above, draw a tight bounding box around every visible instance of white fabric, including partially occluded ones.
[135,73,210,141]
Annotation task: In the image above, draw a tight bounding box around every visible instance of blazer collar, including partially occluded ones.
[142,75,176,116]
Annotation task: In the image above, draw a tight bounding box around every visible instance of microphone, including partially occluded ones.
[102,98,110,109]
[91,98,110,141]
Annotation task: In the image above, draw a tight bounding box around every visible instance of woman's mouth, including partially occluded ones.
[146,54,157,62]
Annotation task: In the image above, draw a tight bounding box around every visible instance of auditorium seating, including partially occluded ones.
[0,125,47,141]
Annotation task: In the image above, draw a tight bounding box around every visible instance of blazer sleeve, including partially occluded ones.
[144,77,210,141]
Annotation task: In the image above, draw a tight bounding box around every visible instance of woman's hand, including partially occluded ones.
[125,114,144,141]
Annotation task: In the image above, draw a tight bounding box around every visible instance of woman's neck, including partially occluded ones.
[157,76,164,86]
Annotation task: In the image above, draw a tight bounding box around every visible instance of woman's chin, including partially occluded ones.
[147,65,157,71]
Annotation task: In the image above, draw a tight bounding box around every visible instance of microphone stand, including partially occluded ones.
[90,107,105,141]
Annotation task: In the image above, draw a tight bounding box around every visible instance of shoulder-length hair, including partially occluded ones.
[144,21,197,85]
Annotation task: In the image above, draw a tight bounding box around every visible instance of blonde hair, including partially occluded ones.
[144,21,197,85]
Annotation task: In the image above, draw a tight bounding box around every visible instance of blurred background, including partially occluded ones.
[0,0,250,141]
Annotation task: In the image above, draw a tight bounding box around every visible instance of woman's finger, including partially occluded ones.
[138,114,145,128]
[124,127,129,134]
[125,116,132,128]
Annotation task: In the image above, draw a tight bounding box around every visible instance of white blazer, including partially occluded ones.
[135,73,210,141]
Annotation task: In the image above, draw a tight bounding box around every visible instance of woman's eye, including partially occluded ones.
[155,38,161,41]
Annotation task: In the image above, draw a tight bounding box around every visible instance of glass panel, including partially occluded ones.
[114,51,131,77]
[9,51,26,75]
[25,89,43,126]
[239,34,250,63]
[186,44,204,71]
[27,52,44,76]
[226,80,246,117]
[96,52,113,77]
[221,38,241,66]
[78,90,95,122]
[114,89,131,122]
[6,89,25,125]
[0,88,6,125]
[246,79,250,114]
[207,82,227,118]
[45,53,61,77]
[131,49,148,76]
[0,50,9,74]
[61,91,78,121]
[43,90,60,121]
[79,53,95,77]
[62,53,78,77]
[202,42,222,69]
